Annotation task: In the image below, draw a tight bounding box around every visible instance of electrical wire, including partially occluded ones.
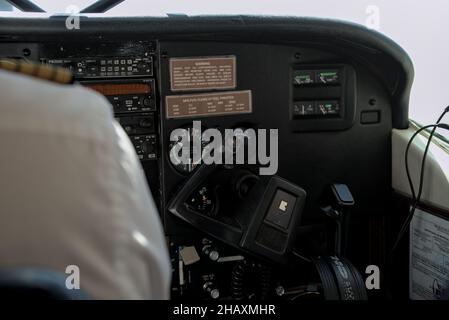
[290,291,320,301]
[405,109,449,201]
[392,124,445,252]
[392,107,449,252]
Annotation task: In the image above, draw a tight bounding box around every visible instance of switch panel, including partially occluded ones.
[293,100,340,118]
[293,68,341,86]
[316,69,340,84]
[293,70,315,85]
[316,100,340,116]
[292,101,315,116]
[290,64,356,132]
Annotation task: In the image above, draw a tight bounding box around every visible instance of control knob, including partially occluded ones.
[141,141,155,154]
[203,282,220,300]
[202,245,219,262]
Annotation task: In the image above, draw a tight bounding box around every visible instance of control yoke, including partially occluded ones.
[168,164,307,264]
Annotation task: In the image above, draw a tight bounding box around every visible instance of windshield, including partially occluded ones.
[2,0,449,134]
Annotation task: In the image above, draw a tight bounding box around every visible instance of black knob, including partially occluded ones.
[202,245,219,261]
[141,141,155,154]
[143,98,152,107]
[139,118,153,128]
[203,282,220,299]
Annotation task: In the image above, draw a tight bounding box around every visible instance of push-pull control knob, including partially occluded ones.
[143,98,152,107]
[202,245,219,261]
[203,282,220,299]
[141,141,155,154]
[139,118,153,128]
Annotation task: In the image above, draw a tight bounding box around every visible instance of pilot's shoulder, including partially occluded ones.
[0,67,114,142]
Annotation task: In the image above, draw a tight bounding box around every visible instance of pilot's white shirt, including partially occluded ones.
[0,70,171,299]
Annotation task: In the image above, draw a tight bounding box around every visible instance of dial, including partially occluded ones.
[168,126,209,174]
[187,186,215,215]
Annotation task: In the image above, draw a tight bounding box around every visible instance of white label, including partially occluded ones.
[410,209,449,300]
[179,246,200,266]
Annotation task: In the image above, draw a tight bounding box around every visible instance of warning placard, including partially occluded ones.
[166,90,252,119]
[410,209,449,300]
[169,56,236,91]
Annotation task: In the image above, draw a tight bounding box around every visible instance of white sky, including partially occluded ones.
[2,0,449,130]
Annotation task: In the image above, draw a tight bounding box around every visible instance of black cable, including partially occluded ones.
[392,113,449,252]
[392,124,444,251]
[405,109,449,201]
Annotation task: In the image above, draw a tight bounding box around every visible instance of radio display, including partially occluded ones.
[86,83,151,96]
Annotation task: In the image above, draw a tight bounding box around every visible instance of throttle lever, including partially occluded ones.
[320,184,354,257]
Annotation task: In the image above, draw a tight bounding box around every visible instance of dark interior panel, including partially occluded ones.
[158,40,391,232]
[0,15,414,300]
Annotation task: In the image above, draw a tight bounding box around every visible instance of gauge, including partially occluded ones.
[223,127,254,164]
[168,126,210,174]
[187,186,215,215]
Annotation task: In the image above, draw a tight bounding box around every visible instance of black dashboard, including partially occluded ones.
[0,15,413,300]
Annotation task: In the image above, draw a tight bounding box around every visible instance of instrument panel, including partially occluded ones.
[0,38,390,226]
[0,16,414,298]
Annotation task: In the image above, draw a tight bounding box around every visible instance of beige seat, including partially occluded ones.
[0,69,170,299]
